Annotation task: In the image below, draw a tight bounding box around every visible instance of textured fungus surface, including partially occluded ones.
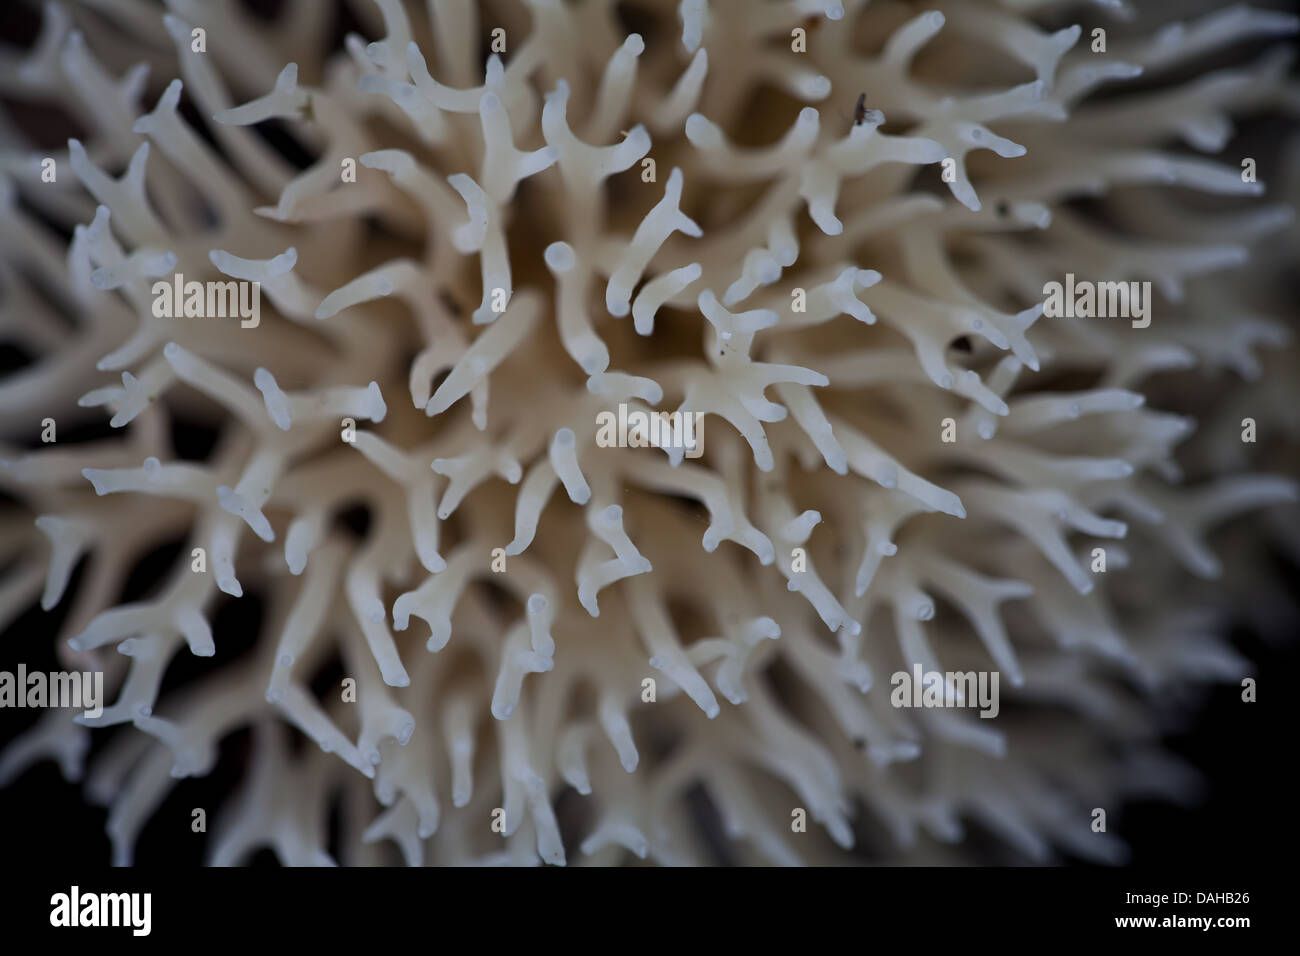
[0,0,1297,865]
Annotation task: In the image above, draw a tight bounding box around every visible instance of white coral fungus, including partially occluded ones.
[1,0,1298,866]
